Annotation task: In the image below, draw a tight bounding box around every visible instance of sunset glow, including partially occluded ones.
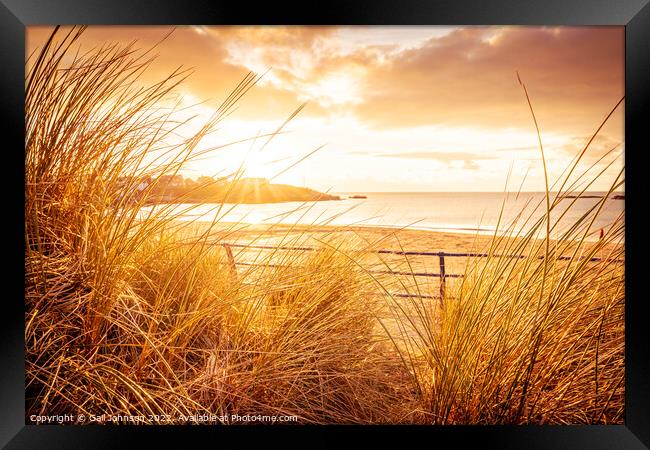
[25,24,627,427]
[27,26,624,192]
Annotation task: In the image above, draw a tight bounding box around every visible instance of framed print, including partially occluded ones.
[2,0,649,448]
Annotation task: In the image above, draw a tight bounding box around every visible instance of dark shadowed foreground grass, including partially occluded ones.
[25,27,624,424]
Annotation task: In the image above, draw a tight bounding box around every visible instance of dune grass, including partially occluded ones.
[25,27,624,424]
[380,79,625,424]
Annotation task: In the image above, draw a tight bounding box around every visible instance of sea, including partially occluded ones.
[141,192,624,241]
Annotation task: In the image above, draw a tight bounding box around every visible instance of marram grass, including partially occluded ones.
[25,27,624,424]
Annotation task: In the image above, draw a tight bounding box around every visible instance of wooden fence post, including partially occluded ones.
[223,244,238,282]
[439,252,446,306]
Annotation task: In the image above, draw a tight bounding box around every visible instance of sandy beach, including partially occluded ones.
[174,220,622,258]
[168,220,623,301]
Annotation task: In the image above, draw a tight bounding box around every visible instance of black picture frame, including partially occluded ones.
[2,1,648,448]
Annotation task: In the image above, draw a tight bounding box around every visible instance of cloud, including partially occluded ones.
[26,26,323,121]
[27,26,624,136]
[350,150,497,171]
[461,160,481,171]
[562,133,623,162]
[213,27,376,110]
[27,25,624,170]
[25,26,624,191]
[353,26,624,135]
[27,26,245,89]
[202,26,624,138]
[374,151,498,161]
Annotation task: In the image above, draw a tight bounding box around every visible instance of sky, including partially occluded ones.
[27,26,624,192]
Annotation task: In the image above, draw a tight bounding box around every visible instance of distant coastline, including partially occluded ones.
[565,194,624,200]
[121,175,341,205]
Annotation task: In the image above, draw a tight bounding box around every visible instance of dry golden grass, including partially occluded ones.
[25,27,624,424]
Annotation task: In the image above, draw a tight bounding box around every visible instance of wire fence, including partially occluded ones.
[216,242,623,303]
